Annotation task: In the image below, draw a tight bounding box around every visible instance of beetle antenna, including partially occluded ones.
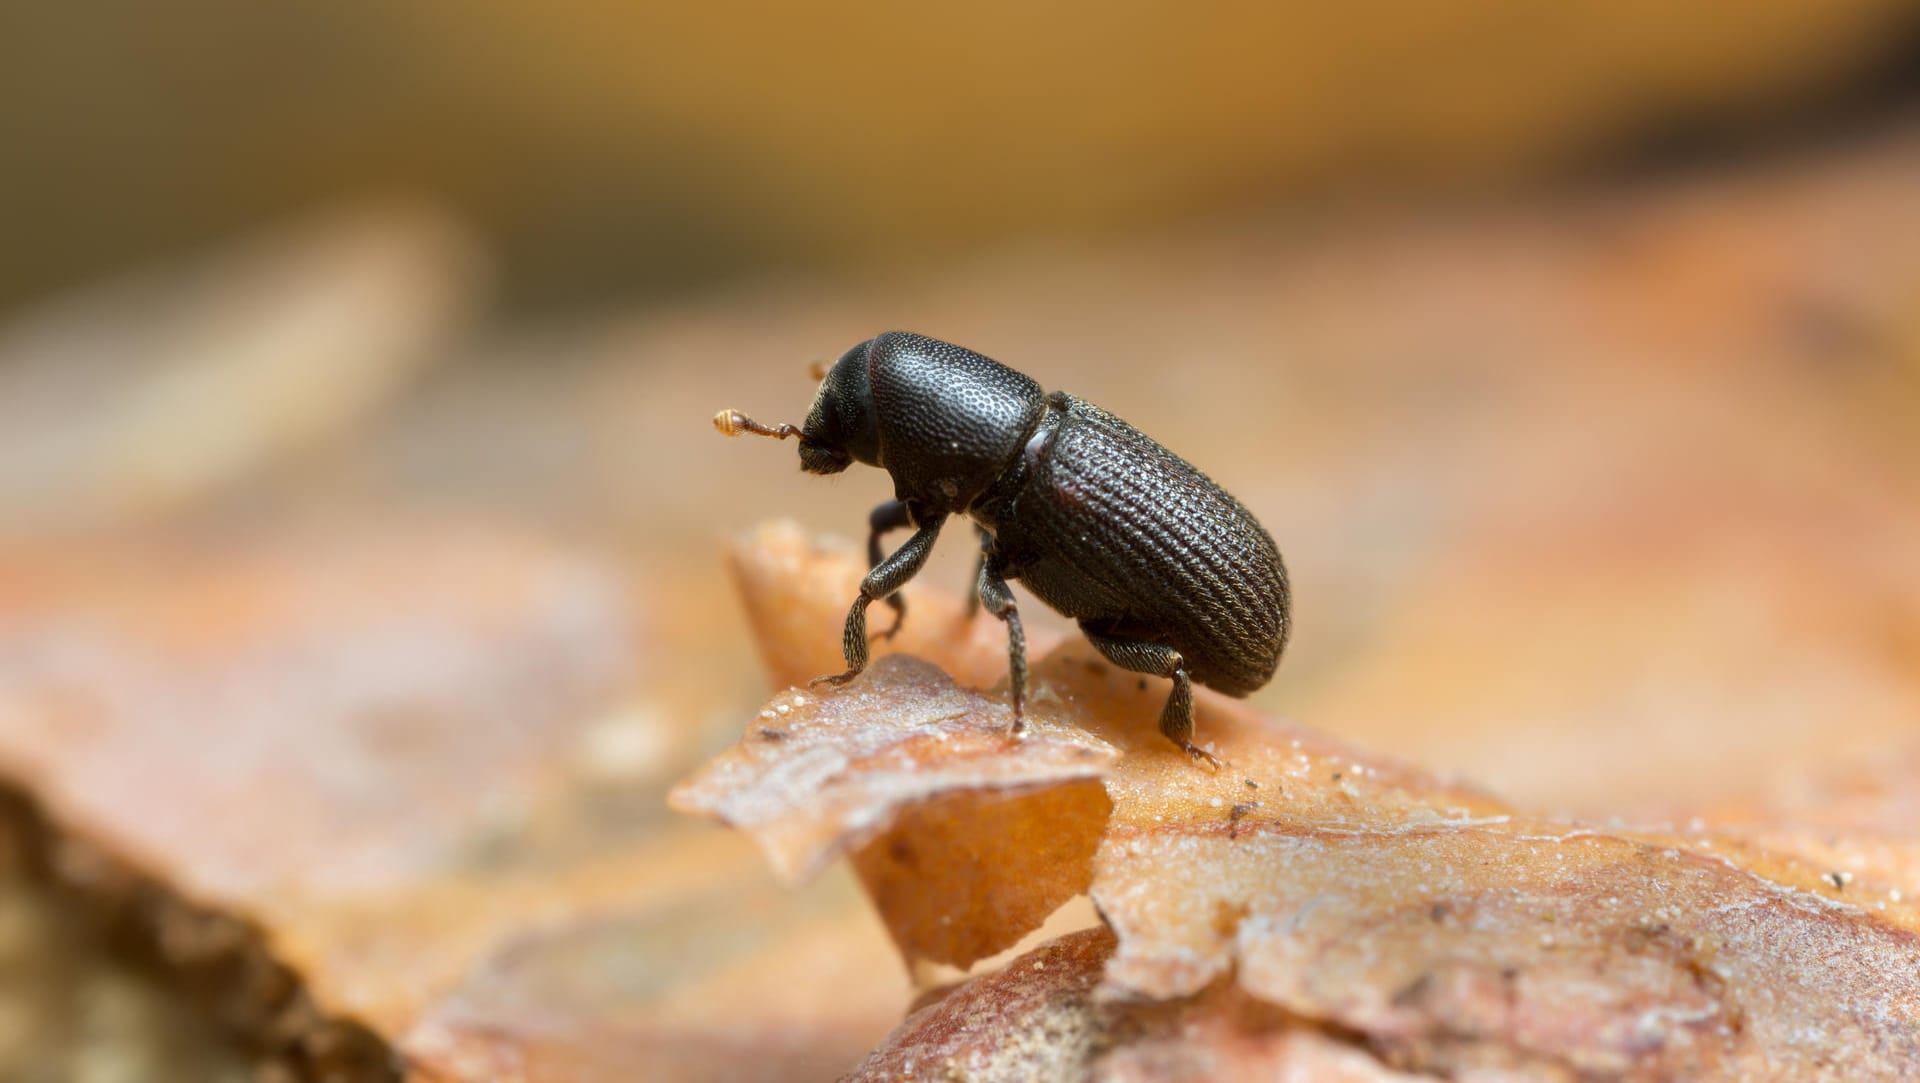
[713,409,802,440]
[807,359,829,381]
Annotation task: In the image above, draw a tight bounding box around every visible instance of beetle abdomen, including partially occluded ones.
[1009,395,1289,696]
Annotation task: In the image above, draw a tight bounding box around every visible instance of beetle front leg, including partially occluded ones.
[1079,627,1221,769]
[813,515,946,688]
[866,500,914,640]
[976,561,1027,733]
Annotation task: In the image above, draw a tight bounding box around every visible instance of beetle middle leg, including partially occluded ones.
[813,515,946,688]
[866,500,914,640]
[975,559,1028,734]
[962,526,991,625]
[1079,626,1221,769]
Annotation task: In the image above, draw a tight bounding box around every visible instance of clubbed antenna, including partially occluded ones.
[713,410,802,440]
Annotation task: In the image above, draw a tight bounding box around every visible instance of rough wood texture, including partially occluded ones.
[693,524,1920,1081]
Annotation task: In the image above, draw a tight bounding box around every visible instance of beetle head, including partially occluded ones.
[797,340,881,474]
[712,342,879,474]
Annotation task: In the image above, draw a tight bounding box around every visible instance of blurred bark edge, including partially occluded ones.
[0,522,677,1081]
[0,203,487,534]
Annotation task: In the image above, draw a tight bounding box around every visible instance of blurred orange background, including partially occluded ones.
[6,2,1920,309]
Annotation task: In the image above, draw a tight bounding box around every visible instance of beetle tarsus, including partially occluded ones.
[1183,742,1223,770]
[809,669,860,689]
[822,595,873,687]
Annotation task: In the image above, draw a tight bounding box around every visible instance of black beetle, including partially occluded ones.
[715,331,1289,766]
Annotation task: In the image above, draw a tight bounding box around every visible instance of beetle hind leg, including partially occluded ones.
[1079,627,1221,769]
